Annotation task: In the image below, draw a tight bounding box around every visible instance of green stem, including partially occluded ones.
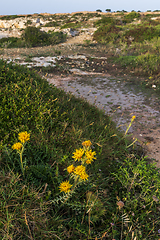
[19,145,25,176]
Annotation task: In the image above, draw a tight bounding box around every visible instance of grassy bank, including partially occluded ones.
[0,59,160,239]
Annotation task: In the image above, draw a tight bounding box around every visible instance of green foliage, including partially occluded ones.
[0,15,25,20]
[124,12,141,20]
[0,27,67,48]
[93,24,121,44]
[96,9,102,12]
[123,11,141,23]
[105,9,111,12]
[111,156,160,239]
[25,19,32,26]
[44,21,60,27]
[0,37,25,48]
[0,171,63,239]
[123,26,160,44]
[115,52,160,76]
[22,26,50,47]
[94,16,118,27]
[61,22,82,29]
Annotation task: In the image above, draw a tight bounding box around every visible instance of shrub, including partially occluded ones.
[0,37,26,48]
[123,26,160,44]
[0,15,25,20]
[44,21,60,27]
[0,27,67,48]
[48,31,67,44]
[94,16,118,27]
[123,11,141,23]
[60,22,82,29]
[93,24,121,44]
[22,26,51,47]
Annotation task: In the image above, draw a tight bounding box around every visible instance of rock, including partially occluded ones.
[36,18,40,23]
[69,28,79,37]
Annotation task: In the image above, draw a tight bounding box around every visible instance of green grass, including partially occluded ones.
[0,59,160,239]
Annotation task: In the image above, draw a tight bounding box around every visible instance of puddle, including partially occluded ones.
[47,73,160,167]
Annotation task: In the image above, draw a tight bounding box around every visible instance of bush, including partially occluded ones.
[0,27,67,48]
[123,26,160,44]
[22,26,51,47]
[93,24,121,44]
[61,22,82,29]
[48,31,67,44]
[123,12,141,23]
[0,15,25,20]
[0,37,25,48]
[94,16,118,27]
[44,21,60,27]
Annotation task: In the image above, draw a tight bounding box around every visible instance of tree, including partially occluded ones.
[96,9,102,12]
[105,9,111,12]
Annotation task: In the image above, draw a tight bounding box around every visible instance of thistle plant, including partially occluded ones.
[59,140,96,194]
[12,131,30,176]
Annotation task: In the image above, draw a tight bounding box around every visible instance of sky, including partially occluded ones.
[1,0,160,15]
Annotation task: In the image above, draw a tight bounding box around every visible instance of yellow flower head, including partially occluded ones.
[18,131,30,143]
[67,164,75,174]
[82,140,92,147]
[74,165,86,176]
[72,148,84,161]
[86,159,92,164]
[85,150,96,163]
[59,181,72,193]
[131,116,136,121]
[12,142,22,150]
[80,171,89,181]
[74,165,88,181]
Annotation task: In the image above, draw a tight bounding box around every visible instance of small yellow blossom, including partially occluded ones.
[67,164,75,174]
[85,150,96,163]
[131,116,136,121]
[59,181,72,193]
[80,171,89,181]
[18,131,30,143]
[86,159,92,164]
[72,148,84,161]
[74,165,86,176]
[82,140,92,147]
[74,165,88,181]
[12,142,22,150]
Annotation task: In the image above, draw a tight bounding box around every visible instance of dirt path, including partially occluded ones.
[46,73,160,168]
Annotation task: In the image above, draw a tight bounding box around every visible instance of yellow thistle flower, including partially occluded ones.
[85,150,96,163]
[12,142,22,150]
[82,140,92,147]
[80,171,89,181]
[74,165,86,176]
[18,131,30,143]
[59,181,72,193]
[67,164,75,174]
[72,148,84,161]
